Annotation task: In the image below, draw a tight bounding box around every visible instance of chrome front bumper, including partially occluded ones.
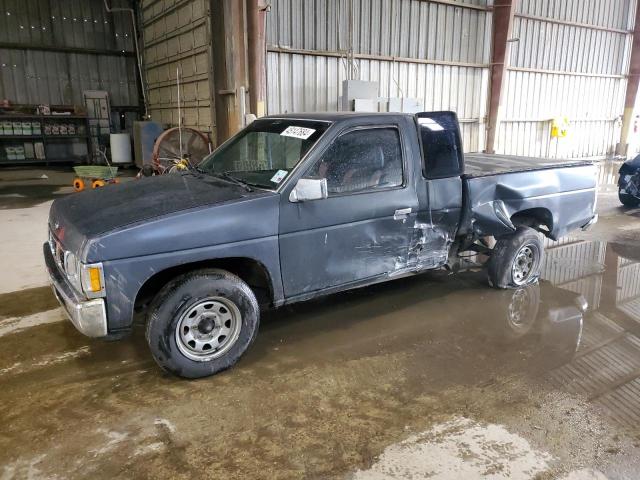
[43,243,108,338]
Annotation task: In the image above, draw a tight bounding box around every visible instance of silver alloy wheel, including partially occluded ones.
[512,244,537,286]
[175,297,242,362]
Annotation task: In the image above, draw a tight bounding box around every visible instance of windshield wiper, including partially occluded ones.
[208,171,253,192]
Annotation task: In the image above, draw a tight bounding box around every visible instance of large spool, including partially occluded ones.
[110,133,132,164]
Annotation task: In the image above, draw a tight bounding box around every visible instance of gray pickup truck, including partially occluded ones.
[45,111,598,378]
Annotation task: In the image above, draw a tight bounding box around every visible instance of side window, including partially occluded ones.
[306,127,403,195]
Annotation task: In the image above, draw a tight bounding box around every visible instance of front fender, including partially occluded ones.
[102,236,283,331]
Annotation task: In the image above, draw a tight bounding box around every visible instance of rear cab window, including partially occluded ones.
[416,112,464,179]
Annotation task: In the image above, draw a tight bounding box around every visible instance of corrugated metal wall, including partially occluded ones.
[266,0,492,152]
[0,0,138,106]
[141,0,214,134]
[497,0,635,158]
[265,0,638,159]
[5,0,634,159]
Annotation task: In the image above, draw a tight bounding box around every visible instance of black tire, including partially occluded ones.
[146,268,259,379]
[619,189,640,207]
[487,226,544,289]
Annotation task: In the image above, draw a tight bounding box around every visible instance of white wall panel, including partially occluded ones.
[266,0,491,152]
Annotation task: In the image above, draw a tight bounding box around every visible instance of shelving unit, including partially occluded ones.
[0,114,91,166]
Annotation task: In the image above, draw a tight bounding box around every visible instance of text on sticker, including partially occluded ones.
[281,126,316,140]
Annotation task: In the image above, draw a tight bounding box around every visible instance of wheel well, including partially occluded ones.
[134,257,274,312]
[510,208,554,236]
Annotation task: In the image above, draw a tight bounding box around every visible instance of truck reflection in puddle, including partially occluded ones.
[254,236,640,429]
[257,272,586,389]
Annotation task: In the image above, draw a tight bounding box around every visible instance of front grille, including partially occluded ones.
[49,228,66,273]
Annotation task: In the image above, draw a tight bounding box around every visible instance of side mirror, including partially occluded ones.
[289,178,328,202]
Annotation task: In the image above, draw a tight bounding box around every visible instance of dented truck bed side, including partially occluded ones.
[462,154,597,241]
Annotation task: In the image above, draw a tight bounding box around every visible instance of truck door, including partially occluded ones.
[410,112,464,269]
[279,123,419,298]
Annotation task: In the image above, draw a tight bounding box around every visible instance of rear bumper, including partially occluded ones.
[581,214,598,231]
[43,243,108,338]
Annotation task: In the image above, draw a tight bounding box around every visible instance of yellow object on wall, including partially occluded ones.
[551,117,569,138]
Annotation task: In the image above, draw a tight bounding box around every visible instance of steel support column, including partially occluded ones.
[617,0,640,157]
[211,0,248,145]
[485,0,516,154]
[247,0,268,118]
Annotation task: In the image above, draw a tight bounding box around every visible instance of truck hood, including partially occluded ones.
[49,173,271,254]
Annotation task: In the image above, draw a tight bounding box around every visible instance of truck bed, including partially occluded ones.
[461,154,598,241]
[464,153,593,178]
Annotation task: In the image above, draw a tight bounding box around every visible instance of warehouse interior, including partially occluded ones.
[2,0,639,163]
[2,0,640,479]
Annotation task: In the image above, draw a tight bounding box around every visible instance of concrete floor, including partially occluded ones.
[1,167,640,479]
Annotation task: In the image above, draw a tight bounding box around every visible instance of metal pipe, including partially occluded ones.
[0,42,135,57]
[103,0,148,118]
[266,45,489,69]
[514,13,633,35]
[508,66,626,79]
[416,0,489,11]
[177,67,183,158]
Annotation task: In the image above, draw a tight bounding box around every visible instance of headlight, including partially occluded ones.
[64,251,105,298]
[64,251,82,293]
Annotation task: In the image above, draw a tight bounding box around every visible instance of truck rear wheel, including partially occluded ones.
[619,189,640,207]
[487,226,544,289]
[146,268,259,379]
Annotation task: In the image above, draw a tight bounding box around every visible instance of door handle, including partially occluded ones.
[394,207,412,220]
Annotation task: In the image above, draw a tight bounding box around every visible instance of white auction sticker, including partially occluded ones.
[270,169,288,183]
[280,126,316,140]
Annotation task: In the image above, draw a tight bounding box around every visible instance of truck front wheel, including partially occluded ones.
[146,268,260,378]
[487,227,544,289]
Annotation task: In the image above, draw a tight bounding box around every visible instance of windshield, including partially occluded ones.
[198,119,330,189]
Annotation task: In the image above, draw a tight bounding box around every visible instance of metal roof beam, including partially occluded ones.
[0,42,135,57]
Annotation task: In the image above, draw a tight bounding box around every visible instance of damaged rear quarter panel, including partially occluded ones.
[465,164,597,240]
